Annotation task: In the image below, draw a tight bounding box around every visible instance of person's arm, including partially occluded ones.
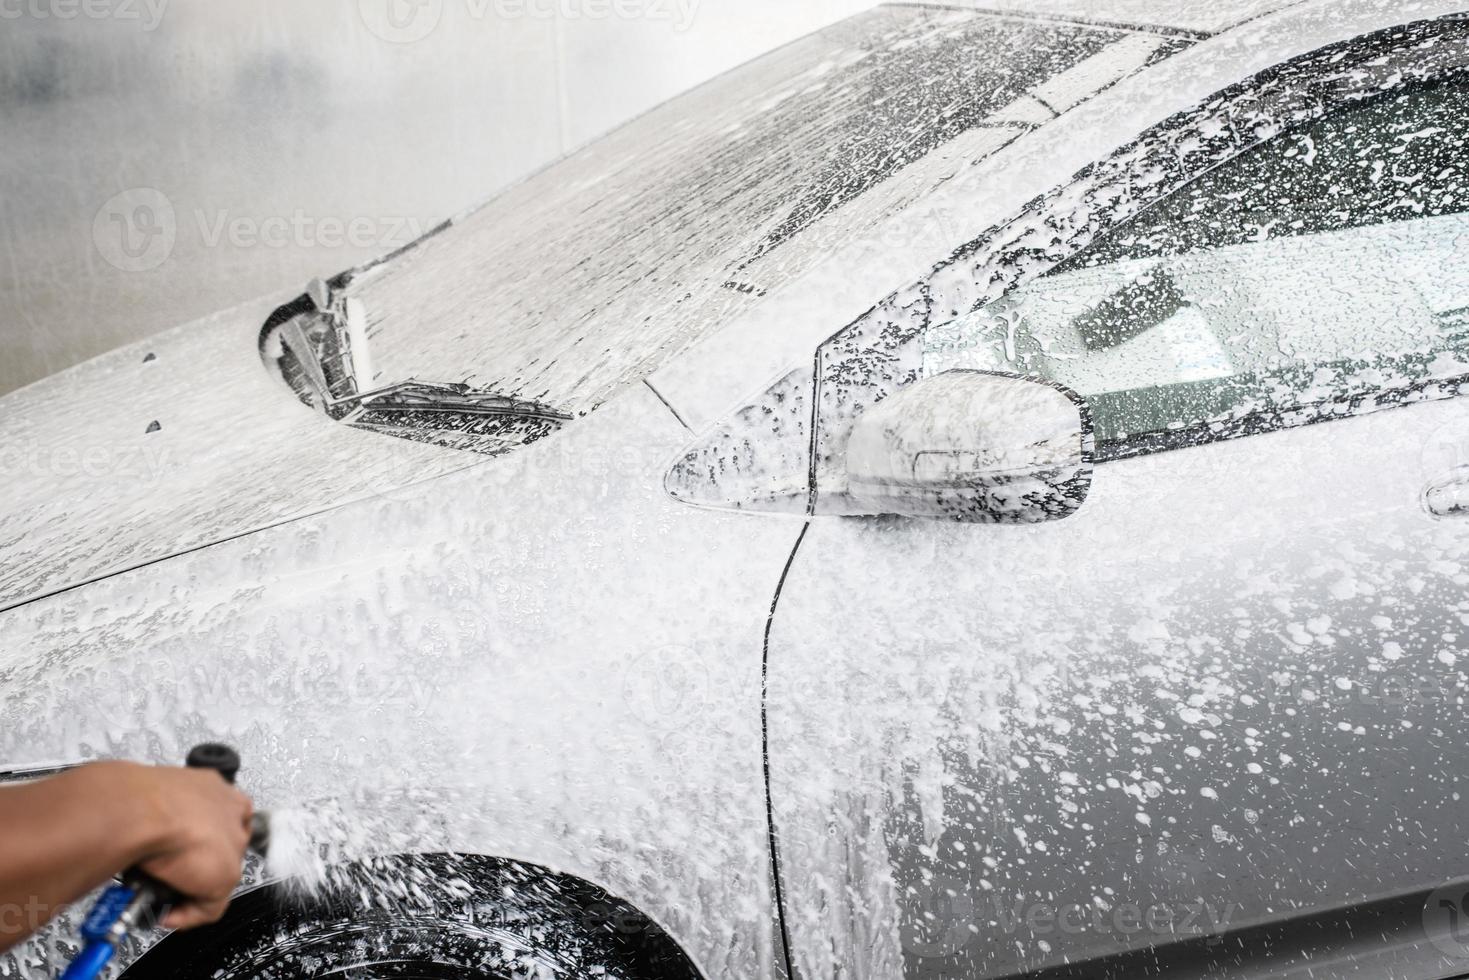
[0,761,253,953]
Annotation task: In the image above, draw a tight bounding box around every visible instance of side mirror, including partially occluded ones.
[840,371,1092,523]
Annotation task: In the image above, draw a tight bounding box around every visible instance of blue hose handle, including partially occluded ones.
[57,883,138,980]
[57,939,117,980]
[56,745,240,979]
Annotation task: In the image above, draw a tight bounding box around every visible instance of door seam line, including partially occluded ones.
[763,520,810,979]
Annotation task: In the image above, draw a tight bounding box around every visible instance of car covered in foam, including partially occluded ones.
[4,1,1469,977]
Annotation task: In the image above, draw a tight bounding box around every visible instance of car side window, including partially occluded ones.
[1062,82,1469,265]
[928,81,1469,459]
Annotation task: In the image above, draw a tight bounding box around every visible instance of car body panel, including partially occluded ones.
[0,292,475,613]
[0,383,801,980]
[770,392,1469,977]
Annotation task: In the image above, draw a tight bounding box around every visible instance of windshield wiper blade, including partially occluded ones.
[335,380,571,423]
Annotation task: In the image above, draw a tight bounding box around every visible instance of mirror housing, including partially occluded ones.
[839,371,1092,523]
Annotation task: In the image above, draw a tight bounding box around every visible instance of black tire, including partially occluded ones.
[121,853,703,980]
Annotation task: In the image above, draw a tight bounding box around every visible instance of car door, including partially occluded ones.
[766,19,1469,980]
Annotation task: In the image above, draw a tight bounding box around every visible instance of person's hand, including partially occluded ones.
[0,759,255,952]
[124,764,254,930]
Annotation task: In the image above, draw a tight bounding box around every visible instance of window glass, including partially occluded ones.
[927,83,1469,457]
[1064,83,1469,265]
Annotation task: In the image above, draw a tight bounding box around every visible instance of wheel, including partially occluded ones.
[121,853,702,980]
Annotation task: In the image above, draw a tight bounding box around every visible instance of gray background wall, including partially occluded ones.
[0,0,874,396]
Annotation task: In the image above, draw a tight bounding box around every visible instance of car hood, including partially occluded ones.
[0,291,474,612]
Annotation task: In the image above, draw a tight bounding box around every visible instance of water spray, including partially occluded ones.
[58,745,270,980]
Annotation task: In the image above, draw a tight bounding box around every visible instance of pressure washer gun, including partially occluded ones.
[58,744,270,980]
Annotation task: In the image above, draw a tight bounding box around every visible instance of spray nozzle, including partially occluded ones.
[185,743,270,857]
[249,811,271,856]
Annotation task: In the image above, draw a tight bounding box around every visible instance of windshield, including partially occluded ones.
[264,5,1167,454]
